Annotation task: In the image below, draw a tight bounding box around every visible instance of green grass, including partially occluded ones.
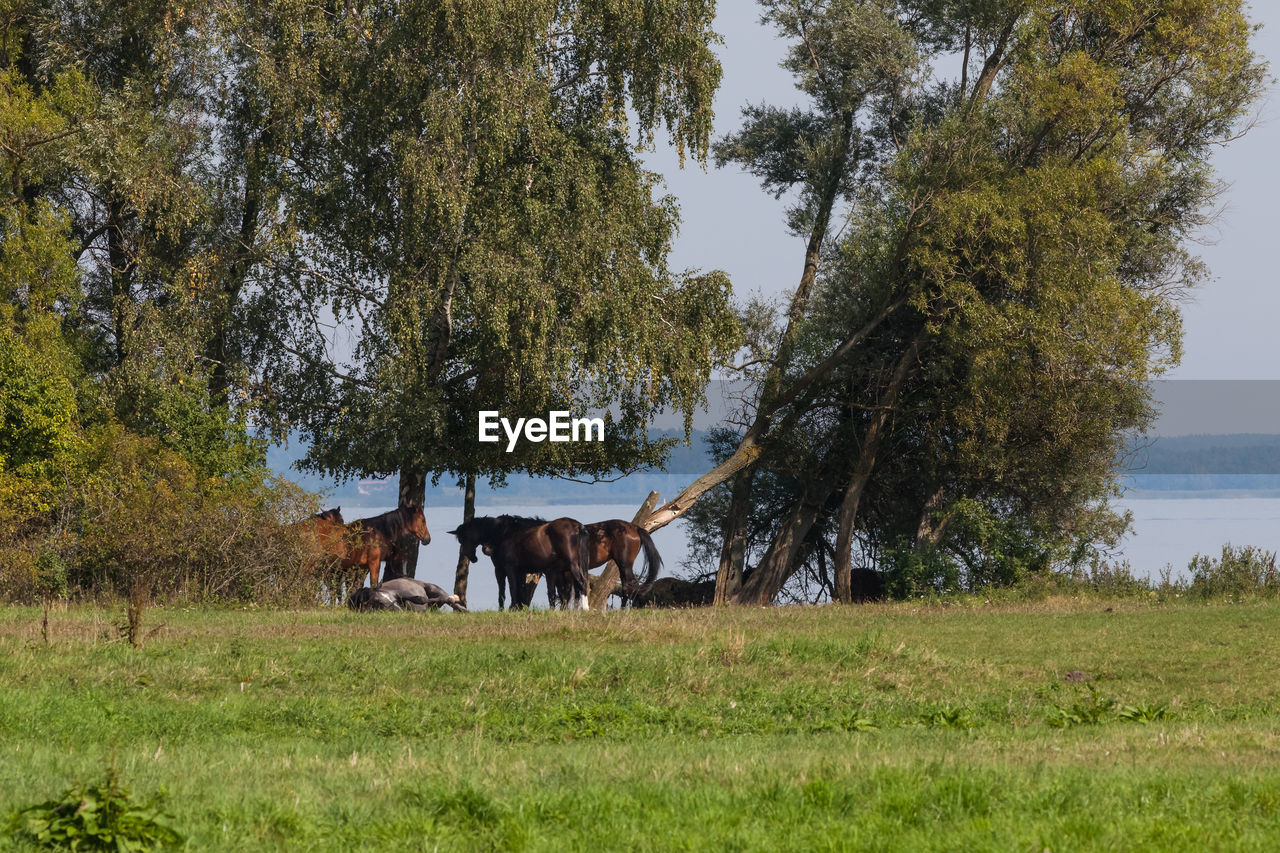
[2,598,1278,850]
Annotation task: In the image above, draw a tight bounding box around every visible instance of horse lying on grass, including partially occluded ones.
[606,569,885,607]
[348,578,466,611]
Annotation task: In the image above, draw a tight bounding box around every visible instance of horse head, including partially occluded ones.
[317,507,344,524]
[448,523,481,563]
[405,506,431,546]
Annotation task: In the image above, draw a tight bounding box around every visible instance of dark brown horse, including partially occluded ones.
[448,515,591,610]
[629,575,715,608]
[343,506,432,589]
[585,519,662,596]
[539,520,662,608]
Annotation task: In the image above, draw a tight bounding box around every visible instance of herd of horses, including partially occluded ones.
[292,506,662,612]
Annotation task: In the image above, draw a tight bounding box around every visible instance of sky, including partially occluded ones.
[639,3,1280,382]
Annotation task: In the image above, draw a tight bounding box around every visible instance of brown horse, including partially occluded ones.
[343,506,432,589]
[584,519,662,597]
[292,507,348,567]
[629,575,715,608]
[449,515,590,610]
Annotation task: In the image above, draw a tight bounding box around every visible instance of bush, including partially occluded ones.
[1,424,327,606]
[6,768,183,851]
[1053,559,1155,598]
[882,542,962,598]
[1187,544,1279,600]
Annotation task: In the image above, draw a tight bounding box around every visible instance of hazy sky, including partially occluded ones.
[641,3,1280,381]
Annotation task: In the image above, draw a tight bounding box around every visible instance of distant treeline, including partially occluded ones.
[1125,434,1280,476]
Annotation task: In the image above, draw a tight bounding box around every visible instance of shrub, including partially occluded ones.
[1053,559,1155,598]
[1046,686,1117,728]
[1187,544,1279,600]
[882,542,962,598]
[6,768,183,851]
[1,423,326,606]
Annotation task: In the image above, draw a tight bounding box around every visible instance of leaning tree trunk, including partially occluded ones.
[453,472,476,605]
[833,336,923,600]
[713,108,857,601]
[914,487,952,549]
[731,468,838,605]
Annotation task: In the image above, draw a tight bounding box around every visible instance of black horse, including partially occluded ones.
[449,515,591,610]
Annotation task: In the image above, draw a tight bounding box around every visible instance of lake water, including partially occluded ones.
[1111,495,1280,577]
[346,496,1280,610]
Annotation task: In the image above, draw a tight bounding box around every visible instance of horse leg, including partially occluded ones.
[617,551,638,599]
[520,568,538,609]
[501,563,526,610]
[496,564,506,611]
[561,559,586,611]
[575,530,591,611]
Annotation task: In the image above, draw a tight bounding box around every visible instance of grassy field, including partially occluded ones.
[2,597,1278,851]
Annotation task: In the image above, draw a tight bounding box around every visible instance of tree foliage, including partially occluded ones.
[1,0,739,592]
[232,1,739,578]
[682,0,1266,603]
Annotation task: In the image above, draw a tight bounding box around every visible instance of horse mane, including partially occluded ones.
[357,506,418,539]
[495,514,546,530]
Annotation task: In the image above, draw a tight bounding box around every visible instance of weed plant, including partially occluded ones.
[7,767,182,851]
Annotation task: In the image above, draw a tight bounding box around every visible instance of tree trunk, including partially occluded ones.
[643,439,762,532]
[107,198,132,366]
[914,488,952,548]
[208,132,268,409]
[966,12,1019,116]
[390,468,427,578]
[453,472,476,605]
[714,469,753,604]
[731,470,836,605]
[713,108,858,592]
[588,491,660,610]
[833,337,924,598]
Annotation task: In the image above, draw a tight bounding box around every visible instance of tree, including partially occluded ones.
[1,0,282,477]
[707,0,918,602]
[654,0,1265,604]
[245,1,740,577]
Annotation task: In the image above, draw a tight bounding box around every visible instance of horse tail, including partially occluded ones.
[637,527,663,588]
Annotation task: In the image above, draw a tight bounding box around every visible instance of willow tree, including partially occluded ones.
[663,0,1265,604]
[245,1,738,576]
